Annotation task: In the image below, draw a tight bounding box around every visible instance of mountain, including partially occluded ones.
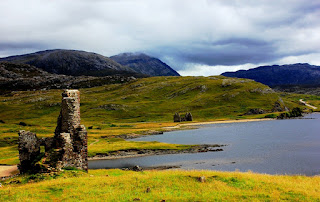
[221,63,320,87]
[0,49,145,77]
[0,62,136,94]
[110,53,180,76]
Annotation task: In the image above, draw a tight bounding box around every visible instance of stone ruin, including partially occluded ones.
[173,112,193,122]
[18,90,88,174]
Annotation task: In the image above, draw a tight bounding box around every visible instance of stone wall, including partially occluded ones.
[173,112,193,122]
[18,89,88,173]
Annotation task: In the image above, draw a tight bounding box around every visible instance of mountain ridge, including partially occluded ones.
[110,52,180,76]
[0,49,146,77]
[221,63,320,87]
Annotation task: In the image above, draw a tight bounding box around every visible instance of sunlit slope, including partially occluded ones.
[1,169,320,201]
[0,76,293,126]
[80,76,289,123]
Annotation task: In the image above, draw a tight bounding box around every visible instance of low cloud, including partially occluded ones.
[0,0,320,75]
[178,63,262,76]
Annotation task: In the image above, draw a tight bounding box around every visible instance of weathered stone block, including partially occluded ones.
[18,130,41,174]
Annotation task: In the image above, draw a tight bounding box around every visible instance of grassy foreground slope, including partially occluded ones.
[1,169,320,201]
[0,76,318,164]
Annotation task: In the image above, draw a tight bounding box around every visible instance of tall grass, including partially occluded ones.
[1,169,319,201]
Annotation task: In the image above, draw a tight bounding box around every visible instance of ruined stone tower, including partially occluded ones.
[18,90,88,173]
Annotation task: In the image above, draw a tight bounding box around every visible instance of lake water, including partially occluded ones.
[89,113,320,175]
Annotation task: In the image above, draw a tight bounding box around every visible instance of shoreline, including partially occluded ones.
[168,118,274,128]
[89,118,274,161]
[89,144,224,161]
[0,117,278,177]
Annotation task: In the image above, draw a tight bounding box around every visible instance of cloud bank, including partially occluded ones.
[0,0,320,75]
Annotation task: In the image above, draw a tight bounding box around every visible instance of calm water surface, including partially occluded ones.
[89,113,320,175]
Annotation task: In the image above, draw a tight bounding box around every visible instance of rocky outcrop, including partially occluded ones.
[277,107,303,119]
[91,144,225,160]
[18,90,88,173]
[0,62,136,94]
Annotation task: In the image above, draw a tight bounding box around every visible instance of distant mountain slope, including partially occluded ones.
[110,53,180,76]
[0,76,292,126]
[0,62,136,94]
[0,49,145,77]
[221,63,320,87]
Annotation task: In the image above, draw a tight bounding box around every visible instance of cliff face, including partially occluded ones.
[0,49,145,77]
[110,53,180,76]
[222,63,320,87]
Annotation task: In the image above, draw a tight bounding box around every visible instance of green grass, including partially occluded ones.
[1,76,319,165]
[1,169,319,201]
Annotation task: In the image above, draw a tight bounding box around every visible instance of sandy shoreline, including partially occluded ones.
[164,118,274,129]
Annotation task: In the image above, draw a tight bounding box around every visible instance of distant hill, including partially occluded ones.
[0,76,292,126]
[110,53,180,76]
[0,49,146,77]
[221,63,320,87]
[0,62,136,94]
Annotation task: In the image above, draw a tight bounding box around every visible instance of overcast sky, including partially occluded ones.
[1,0,320,76]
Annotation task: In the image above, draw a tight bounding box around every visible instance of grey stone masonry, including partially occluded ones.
[18,89,88,173]
[173,112,193,122]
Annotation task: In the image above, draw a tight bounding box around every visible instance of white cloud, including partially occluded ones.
[178,63,261,76]
[0,0,320,75]
[277,53,320,66]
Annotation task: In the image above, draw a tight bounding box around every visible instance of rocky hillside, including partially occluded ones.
[110,53,180,76]
[221,63,320,87]
[0,49,146,77]
[0,62,136,94]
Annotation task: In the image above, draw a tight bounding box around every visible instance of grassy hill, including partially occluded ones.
[1,169,320,201]
[0,76,319,164]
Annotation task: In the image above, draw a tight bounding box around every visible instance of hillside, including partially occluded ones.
[221,63,320,87]
[0,76,291,125]
[0,62,136,94]
[110,53,180,76]
[1,76,315,165]
[0,49,145,77]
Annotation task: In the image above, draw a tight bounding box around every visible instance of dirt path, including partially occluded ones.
[299,99,318,110]
[0,165,19,177]
[89,139,100,146]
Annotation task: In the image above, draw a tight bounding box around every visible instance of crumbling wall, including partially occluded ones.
[18,89,88,173]
[173,112,181,122]
[18,131,41,173]
[173,112,193,122]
